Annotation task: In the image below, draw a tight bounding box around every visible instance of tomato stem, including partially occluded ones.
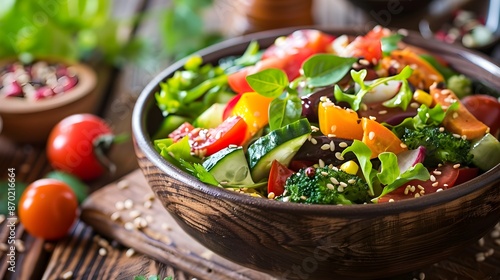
[93,133,128,175]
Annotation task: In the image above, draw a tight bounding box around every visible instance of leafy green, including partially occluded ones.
[419,54,458,80]
[155,55,233,134]
[302,54,357,87]
[335,65,413,111]
[382,79,413,110]
[342,140,430,199]
[246,68,289,98]
[154,136,201,171]
[179,159,219,186]
[268,94,303,131]
[447,74,472,99]
[381,34,403,56]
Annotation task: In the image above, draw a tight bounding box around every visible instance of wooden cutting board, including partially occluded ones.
[81,169,500,280]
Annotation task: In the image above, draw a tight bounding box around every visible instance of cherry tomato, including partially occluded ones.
[222,93,243,120]
[344,26,390,63]
[47,114,113,181]
[189,115,248,156]
[168,122,195,142]
[18,179,78,240]
[377,164,460,203]
[268,160,295,196]
[461,95,500,138]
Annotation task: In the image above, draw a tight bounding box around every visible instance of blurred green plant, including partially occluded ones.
[0,0,144,64]
[162,0,223,60]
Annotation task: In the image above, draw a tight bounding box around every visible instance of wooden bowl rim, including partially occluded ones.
[0,59,97,114]
[133,26,500,217]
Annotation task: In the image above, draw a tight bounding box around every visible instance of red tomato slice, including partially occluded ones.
[455,167,479,185]
[168,122,195,142]
[377,164,460,203]
[228,30,335,94]
[268,160,295,196]
[344,26,391,63]
[461,94,500,138]
[190,115,247,156]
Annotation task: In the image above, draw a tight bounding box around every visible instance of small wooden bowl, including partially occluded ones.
[132,28,500,279]
[0,59,97,143]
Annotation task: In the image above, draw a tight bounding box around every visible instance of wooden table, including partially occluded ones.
[1,0,499,279]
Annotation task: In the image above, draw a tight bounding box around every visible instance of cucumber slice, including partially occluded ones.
[193,103,225,129]
[248,118,312,182]
[203,146,254,185]
[470,133,500,171]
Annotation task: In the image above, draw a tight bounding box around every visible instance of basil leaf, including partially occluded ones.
[268,94,303,131]
[383,79,412,110]
[376,152,400,185]
[302,54,357,87]
[376,163,430,199]
[247,68,289,98]
[342,140,376,196]
[381,34,403,56]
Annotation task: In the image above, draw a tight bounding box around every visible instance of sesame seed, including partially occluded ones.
[439,127,445,132]
[117,180,129,190]
[360,103,368,111]
[125,248,135,258]
[339,142,348,148]
[453,164,461,169]
[368,131,375,140]
[129,210,141,219]
[359,59,370,65]
[425,113,430,119]
[99,248,107,256]
[441,89,452,95]
[337,185,344,192]
[400,143,407,149]
[443,183,448,187]
[414,193,421,198]
[404,185,410,195]
[452,133,461,138]
[475,252,485,262]
[115,201,124,211]
[321,171,329,176]
[410,102,419,108]
[98,238,110,248]
[369,116,377,120]
[491,230,500,238]
[436,188,444,192]
[321,144,331,150]
[318,159,325,167]
[330,177,340,185]
[335,152,344,160]
[134,217,148,229]
[486,248,495,257]
[124,222,134,231]
[15,240,25,252]
[417,185,425,191]
[347,179,356,184]
[61,271,73,279]
[461,135,467,140]
[452,112,458,119]
[410,185,416,193]
[300,195,307,200]
[282,196,290,202]
[433,170,442,175]
[311,125,319,132]
[267,192,276,199]
[378,110,387,115]
[110,212,121,221]
[330,140,335,151]
[144,200,153,209]
[340,182,348,188]
[327,133,336,138]
[388,199,395,202]
[124,199,134,209]
[327,183,335,190]
[478,237,485,246]
[419,272,426,280]
[430,175,436,182]
[310,138,318,145]
[432,182,439,187]
[330,125,337,133]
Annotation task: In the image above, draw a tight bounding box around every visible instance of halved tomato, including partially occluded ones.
[268,160,295,196]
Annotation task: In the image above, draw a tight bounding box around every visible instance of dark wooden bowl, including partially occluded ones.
[132,27,500,280]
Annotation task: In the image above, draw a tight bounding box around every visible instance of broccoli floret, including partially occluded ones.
[276,166,370,205]
[400,126,473,167]
[447,74,472,99]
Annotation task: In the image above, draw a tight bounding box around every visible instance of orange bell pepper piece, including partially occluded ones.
[318,101,363,140]
[361,117,408,158]
[230,91,273,140]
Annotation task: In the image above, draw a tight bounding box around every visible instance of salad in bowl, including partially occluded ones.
[151,26,500,205]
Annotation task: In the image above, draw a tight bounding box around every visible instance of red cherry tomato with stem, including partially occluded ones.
[47,114,117,181]
[18,179,78,240]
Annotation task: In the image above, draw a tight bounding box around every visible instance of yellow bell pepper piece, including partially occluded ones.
[231,92,273,140]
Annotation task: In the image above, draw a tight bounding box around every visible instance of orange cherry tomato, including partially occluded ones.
[18,179,78,240]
